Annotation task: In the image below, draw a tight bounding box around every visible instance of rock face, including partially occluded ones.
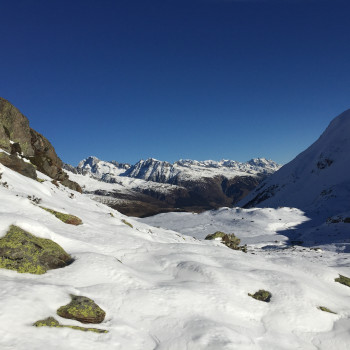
[57,295,106,324]
[0,225,72,274]
[0,97,82,192]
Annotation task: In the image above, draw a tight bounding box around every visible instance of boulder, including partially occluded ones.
[0,152,37,180]
[248,290,272,302]
[0,225,72,274]
[57,295,106,324]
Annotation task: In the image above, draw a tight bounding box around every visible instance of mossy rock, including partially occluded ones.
[248,289,272,302]
[318,306,337,314]
[205,231,227,240]
[335,274,350,287]
[0,225,72,274]
[40,207,82,225]
[57,295,106,324]
[33,317,108,333]
[121,219,133,228]
[205,231,245,251]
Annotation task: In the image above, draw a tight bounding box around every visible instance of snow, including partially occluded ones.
[1,162,350,349]
[239,109,350,220]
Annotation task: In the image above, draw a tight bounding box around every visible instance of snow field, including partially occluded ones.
[0,164,350,349]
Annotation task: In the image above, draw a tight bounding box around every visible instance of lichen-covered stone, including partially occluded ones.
[57,295,106,324]
[335,274,350,287]
[40,207,83,225]
[248,289,272,302]
[34,317,60,327]
[318,306,337,314]
[0,225,72,274]
[121,219,133,228]
[205,231,227,240]
[33,317,108,333]
[205,231,245,251]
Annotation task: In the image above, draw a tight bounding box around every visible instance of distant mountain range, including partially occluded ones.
[65,157,280,217]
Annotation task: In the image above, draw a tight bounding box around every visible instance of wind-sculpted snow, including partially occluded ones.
[240,109,350,220]
[1,163,350,349]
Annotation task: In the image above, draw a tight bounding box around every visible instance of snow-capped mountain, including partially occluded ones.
[73,156,280,184]
[66,156,281,216]
[240,109,350,220]
[123,157,280,184]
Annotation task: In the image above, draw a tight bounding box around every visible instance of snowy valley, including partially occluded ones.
[64,156,280,217]
[0,97,350,350]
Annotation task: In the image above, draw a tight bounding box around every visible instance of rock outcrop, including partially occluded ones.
[0,97,82,192]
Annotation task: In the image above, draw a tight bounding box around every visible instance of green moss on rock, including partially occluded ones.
[57,295,106,324]
[335,274,350,287]
[40,207,82,225]
[0,225,72,274]
[318,306,337,314]
[33,317,108,333]
[121,219,133,228]
[248,289,272,302]
[205,231,227,240]
[205,231,246,252]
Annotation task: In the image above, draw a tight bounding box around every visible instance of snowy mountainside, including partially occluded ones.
[1,163,350,349]
[240,109,350,219]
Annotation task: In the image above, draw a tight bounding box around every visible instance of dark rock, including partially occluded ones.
[10,142,22,155]
[0,225,72,274]
[248,290,272,302]
[0,97,81,192]
[0,152,37,179]
[57,295,106,324]
[60,178,82,193]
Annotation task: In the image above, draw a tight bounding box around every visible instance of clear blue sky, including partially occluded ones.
[1,0,349,166]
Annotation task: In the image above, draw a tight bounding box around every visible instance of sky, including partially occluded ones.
[1,0,350,166]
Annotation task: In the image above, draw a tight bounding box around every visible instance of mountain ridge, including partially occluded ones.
[239,109,350,221]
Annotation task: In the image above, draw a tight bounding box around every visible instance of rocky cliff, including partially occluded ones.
[0,97,81,192]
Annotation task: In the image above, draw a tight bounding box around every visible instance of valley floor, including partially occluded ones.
[1,164,350,350]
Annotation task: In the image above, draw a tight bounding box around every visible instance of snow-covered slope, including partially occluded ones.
[239,109,350,219]
[1,163,350,349]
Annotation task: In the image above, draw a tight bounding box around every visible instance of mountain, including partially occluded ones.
[123,157,280,184]
[66,156,280,217]
[239,109,350,222]
[0,97,81,192]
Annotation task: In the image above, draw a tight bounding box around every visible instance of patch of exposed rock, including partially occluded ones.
[0,97,81,192]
